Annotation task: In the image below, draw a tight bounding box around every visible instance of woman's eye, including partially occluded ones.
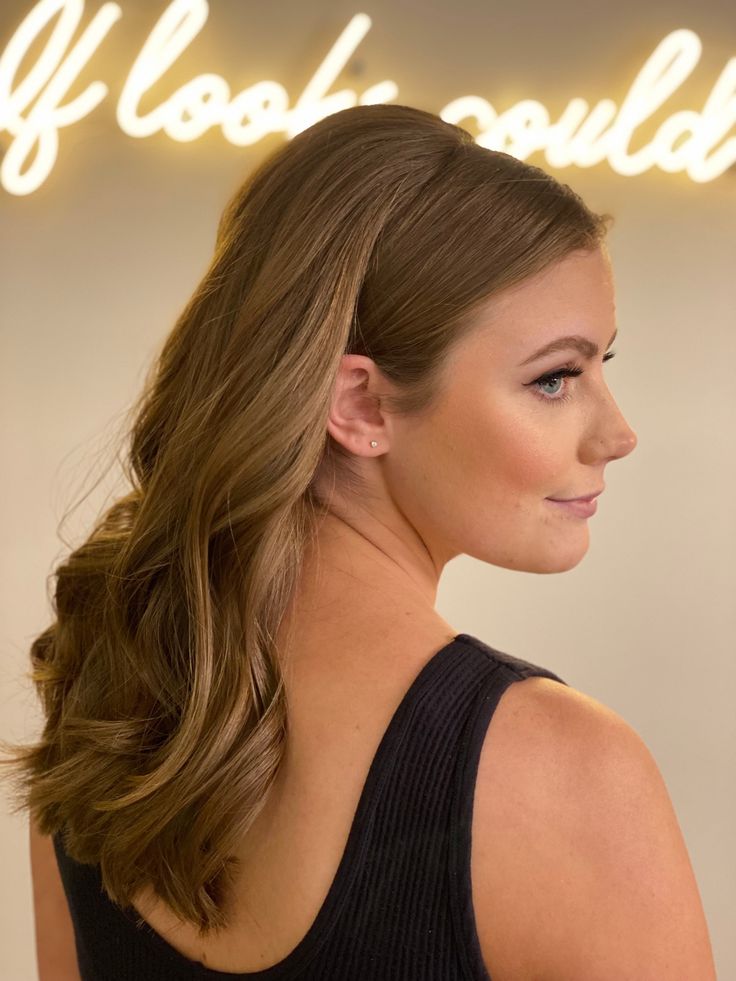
[527,351,616,404]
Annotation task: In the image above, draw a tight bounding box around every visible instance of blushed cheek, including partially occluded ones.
[430,384,562,500]
[477,409,559,498]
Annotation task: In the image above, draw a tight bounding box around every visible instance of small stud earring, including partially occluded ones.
[370,440,378,448]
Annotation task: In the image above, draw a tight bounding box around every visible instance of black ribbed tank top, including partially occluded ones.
[53,632,567,980]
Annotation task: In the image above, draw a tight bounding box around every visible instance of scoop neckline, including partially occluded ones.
[126,633,472,979]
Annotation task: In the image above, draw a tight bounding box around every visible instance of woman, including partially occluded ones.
[4,104,716,979]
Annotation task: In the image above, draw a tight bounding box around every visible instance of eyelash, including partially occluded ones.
[527,351,617,404]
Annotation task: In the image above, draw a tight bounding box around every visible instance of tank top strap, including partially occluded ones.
[446,633,568,980]
[315,631,568,979]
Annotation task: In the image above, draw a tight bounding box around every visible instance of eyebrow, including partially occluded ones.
[519,328,618,366]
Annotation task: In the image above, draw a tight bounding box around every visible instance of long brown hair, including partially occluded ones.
[1,103,612,934]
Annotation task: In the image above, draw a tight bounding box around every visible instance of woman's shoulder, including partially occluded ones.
[471,675,716,979]
[472,670,639,832]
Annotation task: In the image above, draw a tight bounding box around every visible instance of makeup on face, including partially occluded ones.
[545,497,599,518]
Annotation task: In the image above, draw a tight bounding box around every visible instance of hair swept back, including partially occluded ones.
[1,103,612,935]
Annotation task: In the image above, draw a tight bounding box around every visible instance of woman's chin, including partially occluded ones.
[522,537,590,574]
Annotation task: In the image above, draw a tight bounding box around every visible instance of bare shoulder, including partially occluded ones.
[29,819,82,981]
[471,675,717,981]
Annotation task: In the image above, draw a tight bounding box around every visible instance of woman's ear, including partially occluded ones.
[325,354,391,456]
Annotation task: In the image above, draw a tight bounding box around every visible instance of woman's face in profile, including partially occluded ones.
[390,245,638,575]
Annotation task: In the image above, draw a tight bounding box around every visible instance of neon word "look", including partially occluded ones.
[0,0,734,196]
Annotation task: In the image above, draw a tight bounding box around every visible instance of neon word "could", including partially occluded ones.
[1,0,734,196]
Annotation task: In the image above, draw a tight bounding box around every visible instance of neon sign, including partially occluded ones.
[1,0,734,196]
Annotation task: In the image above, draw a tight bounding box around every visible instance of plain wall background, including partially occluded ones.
[1,0,734,977]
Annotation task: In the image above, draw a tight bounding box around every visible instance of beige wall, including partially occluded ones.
[2,0,734,976]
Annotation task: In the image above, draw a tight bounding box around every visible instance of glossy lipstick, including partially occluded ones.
[546,488,602,518]
[546,497,598,518]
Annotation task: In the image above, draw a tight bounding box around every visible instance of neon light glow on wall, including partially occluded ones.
[1,0,734,196]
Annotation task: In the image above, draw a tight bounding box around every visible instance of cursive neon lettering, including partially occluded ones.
[0,0,733,196]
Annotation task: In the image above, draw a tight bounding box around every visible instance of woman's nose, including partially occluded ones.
[584,395,638,464]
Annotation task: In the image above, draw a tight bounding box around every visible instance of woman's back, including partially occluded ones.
[129,620,474,974]
[48,615,717,979]
[51,622,571,979]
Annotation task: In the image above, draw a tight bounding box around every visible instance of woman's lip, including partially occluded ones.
[546,497,598,518]
[547,489,603,502]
